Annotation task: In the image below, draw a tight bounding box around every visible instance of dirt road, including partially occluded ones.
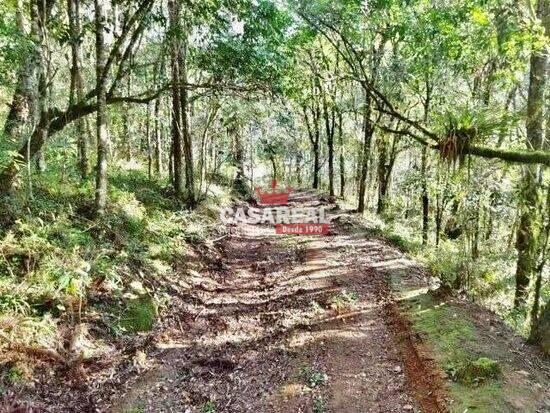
[105,191,445,413]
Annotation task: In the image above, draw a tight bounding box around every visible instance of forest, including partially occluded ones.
[0,0,549,411]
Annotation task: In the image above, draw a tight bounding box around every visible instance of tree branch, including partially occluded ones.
[376,124,550,166]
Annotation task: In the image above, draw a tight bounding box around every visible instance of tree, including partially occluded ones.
[67,0,88,180]
[168,0,185,198]
[179,16,195,206]
[514,0,548,308]
[93,0,108,214]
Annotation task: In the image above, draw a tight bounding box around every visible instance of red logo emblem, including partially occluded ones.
[255,180,291,206]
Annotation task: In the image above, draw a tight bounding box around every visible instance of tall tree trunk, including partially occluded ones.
[121,104,131,161]
[357,91,373,214]
[231,126,247,195]
[338,111,345,198]
[67,0,88,180]
[327,122,335,196]
[94,0,108,214]
[529,187,549,342]
[179,29,195,206]
[3,0,39,145]
[421,147,429,244]
[295,153,302,186]
[154,97,162,175]
[303,105,320,189]
[270,156,277,182]
[168,0,184,197]
[33,0,50,178]
[122,74,132,161]
[1,0,51,196]
[198,104,216,194]
[421,80,432,245]
[322,92,335,197]
[472,200,481,260]
[435,168,444,247]
[514,0,548,307]
[146,102,152,179]
[312,141,320,189]
[376,135,390,215]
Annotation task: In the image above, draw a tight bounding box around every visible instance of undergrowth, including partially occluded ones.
[0,165,232,385]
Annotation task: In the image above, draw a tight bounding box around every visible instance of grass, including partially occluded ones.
[404,294,475,362]
[445,356,501,385]
[398,290,517,412]
[362,209,548,338]
[119,295,157,333]
[383,230,422,254]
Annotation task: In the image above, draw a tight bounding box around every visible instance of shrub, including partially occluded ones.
[421,241,463,288]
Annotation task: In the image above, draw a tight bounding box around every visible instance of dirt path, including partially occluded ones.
[107,191,446,413]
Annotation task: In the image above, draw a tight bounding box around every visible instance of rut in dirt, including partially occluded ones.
[107,191,445,413]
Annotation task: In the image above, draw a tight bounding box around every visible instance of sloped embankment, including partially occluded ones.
[378,235,550,412]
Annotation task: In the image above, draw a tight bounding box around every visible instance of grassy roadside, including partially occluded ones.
[387,252,548,412]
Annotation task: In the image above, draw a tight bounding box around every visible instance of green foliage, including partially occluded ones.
[0,0,547,405]
[328,289,358,312]
[300,365,327,388]
[436,106,521,163]
[0,167,231,358]
[446,357,501,385]
[406,293,475,362]
[0,292,30,315]
[400,292,511,412]
[5,366,24,384]
[195,0,292,88]
[0,2,33,87]
[384,232,421,254]
[421,241,464,288]
[201,400,217,413]
[368,219,422,254]
[1,362,32,386]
